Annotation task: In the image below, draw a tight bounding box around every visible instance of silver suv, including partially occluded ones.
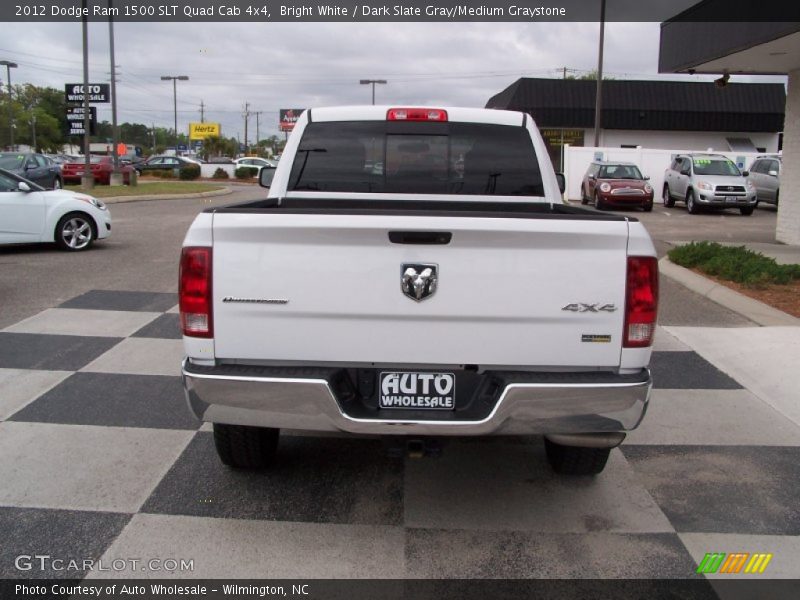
[663,154,757,216]
[748,155,781,208]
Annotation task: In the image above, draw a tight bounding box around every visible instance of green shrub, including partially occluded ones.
[148,169,174,179]
[234,166,259,179]
[669,241,800,288]
[212,168,230,179]
[179,164,201,180]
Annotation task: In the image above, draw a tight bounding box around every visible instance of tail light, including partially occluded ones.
[623,256,658,348]
[387,108,448,122]
[179,246,213,337]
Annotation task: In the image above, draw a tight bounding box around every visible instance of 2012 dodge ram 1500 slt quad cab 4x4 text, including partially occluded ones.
[180,106,658,476]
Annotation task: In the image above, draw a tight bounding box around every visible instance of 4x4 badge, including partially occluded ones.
[402,264,438,301]
[562,303,617,313]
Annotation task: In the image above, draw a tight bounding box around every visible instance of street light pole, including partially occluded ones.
[161,75,188,154]
[359,79,387,105]
[108,0,121,183]
[593,0,606,148]
[0,60,18,151]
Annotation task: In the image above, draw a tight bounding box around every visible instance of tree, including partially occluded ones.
[566,70,615,81]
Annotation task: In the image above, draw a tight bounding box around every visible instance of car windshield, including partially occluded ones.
[599,165,643,179]
[693,158,740,176]
[288,121,544,196]
[0,154,25,170]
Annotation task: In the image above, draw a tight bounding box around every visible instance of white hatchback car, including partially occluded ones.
[0,168,111,251]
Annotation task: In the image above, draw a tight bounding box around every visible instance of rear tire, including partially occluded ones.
[686,189,699,214]
[663,185,675,208]
[740,207,754,216]
[544,438,611,475]
[213,423,279,469]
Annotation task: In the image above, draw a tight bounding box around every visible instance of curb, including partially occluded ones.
[101,187,234,204]
[658,257,800,327]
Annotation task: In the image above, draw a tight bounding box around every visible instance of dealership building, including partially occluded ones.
[485,77,785,171]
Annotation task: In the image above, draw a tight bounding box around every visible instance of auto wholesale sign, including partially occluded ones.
[66,106,97,135]
[189,122,221,140]
[279,109,304,132]
[65,83,110,103]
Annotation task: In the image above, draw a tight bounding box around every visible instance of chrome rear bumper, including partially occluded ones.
[183,361,651,439]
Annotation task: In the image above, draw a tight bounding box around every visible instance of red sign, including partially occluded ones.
[279,108,304,132]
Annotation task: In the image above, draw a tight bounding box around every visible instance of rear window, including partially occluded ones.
[288,121,544,196]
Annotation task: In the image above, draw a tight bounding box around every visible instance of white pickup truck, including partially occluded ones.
[180,106,658,475]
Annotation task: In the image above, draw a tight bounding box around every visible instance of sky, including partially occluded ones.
[0,20,787,143]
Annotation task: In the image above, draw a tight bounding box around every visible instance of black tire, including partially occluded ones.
[54,212,96,251]
[686,189,699,215]
[740,207,754,216]
[643,200,653,212]
[213,423,279,469]
[544,438,611,476]
[581,187,589,205]
[775,191,779,207]
[663,185,675,208]
[594,192,605,210]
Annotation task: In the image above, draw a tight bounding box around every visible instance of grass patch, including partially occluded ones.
[65,182,225,198]
[669,241,800,288]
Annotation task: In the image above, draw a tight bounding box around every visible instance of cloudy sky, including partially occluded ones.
[0,20,786,142]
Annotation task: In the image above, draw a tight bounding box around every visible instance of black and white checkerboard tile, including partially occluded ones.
[1,290,799,581]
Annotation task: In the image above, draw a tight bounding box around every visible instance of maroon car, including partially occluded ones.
[581,161,654,211]
[62,156,134,186]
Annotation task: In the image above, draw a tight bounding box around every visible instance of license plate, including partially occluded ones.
[379,372,455,410]
[725,196,738,203]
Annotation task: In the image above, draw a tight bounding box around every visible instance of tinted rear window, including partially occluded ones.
[288,121,544,196]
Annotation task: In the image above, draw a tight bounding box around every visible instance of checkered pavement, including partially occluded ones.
[1,289,799,581]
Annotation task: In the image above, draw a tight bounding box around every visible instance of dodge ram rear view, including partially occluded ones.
[180,106,658,475]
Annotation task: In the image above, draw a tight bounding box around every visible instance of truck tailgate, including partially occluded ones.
[211,212,629,368]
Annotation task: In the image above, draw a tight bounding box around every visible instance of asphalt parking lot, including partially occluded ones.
[1,193,798,588]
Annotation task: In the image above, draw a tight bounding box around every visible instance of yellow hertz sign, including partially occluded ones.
[697,552,773,574]
[189,122,220,140]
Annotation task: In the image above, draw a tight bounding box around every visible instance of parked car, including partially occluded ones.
[748,156,781,207]
[135,155,199,175]
[61,156,134,186]
[663,154,757,216]
[233,157,277,171]
[0,168,111,251]
[581,161,653,211]
[0,152,63,190]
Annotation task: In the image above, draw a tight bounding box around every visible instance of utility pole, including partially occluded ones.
[151,123,156,153]
[563,66,567,79]
[254,111,262,152]
[242,102,250,153]
[30,112,36,150]
[81,0,93,188]
[593,0,606,148]
[160,75,189,154]
[108,0,122,184]
[200,100,205,123]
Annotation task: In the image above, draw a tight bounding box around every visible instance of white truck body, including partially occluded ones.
[179,106,658,471]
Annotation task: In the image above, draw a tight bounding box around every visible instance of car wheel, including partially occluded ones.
[544,438,611,476]
[213,423,279,469]
[662,185,675,208]
[686,189,699,214]
[740,207,754,216]
[643,200,653,212]
[775,191,779,207]
[594,192,605,210]
[55,212,96,251]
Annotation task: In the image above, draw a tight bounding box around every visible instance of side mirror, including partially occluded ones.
[768,170,778,177]
[589,174,596,180]
[259,166,276,188]
[741,170,750,177]
[18,182,31,192]
[555,173,566,195]
[644,175,650,180]
[680,169,691,176]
